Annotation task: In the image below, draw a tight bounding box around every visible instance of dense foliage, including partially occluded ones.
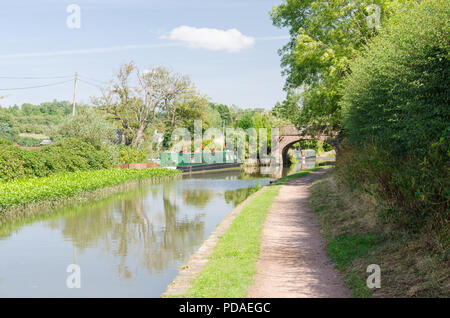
[51,108,119,148]
[118,146,148,164]
[0,100,91,146]
[337,0,449,251]
[0,100,71,135]
[341,0,449,154]
[271,0,448,254]
[0,138,116,181]
[271,0,409,135]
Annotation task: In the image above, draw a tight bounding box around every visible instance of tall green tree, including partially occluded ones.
[271,0,410,135]
[272,89,302,122]
[210,103,232,126]
[236,113,255,130]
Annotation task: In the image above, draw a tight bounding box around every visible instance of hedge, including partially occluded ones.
[338,0,449,251]
[0,138,115,182]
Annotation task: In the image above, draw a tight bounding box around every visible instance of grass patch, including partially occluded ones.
[178,167,324,298]
[327,234,380,271]
[310,170,450,297]
[185,185,280,297]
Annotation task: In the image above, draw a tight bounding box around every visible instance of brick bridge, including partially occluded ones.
[277,125,338,166]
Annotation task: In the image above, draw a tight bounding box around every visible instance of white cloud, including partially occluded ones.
[163,26,255,53]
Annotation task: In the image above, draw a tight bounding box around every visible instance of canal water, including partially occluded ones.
[0,160,316,298]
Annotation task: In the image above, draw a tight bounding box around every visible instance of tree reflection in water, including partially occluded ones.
[0,169,274,297]
[46,181,206,278]
[224,184,262,206]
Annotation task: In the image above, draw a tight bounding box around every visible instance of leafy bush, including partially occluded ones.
[119,146,147,164]
[0,138,116,181]
[0,122,15,141]
[322,142,333,152]
[0,139,13,146]
[341,0,449,155]
[0,143,27,181]
[338,0,449,252]
[51,108,118,149]
[51,108,119,163]
[15,136,44,147]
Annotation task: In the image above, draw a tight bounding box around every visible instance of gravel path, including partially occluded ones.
[247,169,351,298]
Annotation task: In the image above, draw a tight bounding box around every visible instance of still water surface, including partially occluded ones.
[0,158,320,298]
[0,169,275,297]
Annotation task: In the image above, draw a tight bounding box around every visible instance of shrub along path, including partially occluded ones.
[247,168,351,298]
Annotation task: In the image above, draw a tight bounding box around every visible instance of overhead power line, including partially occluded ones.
[78,75,108,85]
[0,75,73,79]
[0,79,74,91]
[78,78,103,88]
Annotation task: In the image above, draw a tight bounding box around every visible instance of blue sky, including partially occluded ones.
[0,0,289,109]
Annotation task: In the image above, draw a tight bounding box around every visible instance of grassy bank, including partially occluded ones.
[310,170,449,297]
[180,168,322,298]
[0,179,163,239]
[0,168,181,217]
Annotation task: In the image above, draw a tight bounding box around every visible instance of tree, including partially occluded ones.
[271,0,409,136]
[51,107,118,149]
[236,113,255,130]
[210,103,232,126]
[94,62,193,147]
[174,94,211,132]
[0,100,72,137]
[0,122,15,141]
[272,89,302,122]
[205,104,223,129]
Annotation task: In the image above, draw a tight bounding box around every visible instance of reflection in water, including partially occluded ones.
[45,183,207,278]
[0,170,271,297]
[183,190,214,208]
[244,158,317,179]
[224,184,262,206]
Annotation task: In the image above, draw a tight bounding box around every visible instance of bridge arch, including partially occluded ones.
[277,125,337,166]
[279,136,310,166]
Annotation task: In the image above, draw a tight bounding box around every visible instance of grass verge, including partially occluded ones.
[310,170,449,297]
[178,167,323,298]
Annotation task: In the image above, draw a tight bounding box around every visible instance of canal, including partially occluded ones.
[0,160,316,297]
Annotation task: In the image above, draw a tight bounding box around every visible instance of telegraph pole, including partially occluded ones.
[72,72,78,117]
